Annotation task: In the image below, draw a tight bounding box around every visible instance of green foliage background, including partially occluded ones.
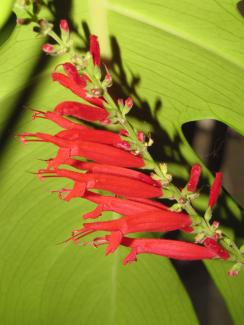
[0,1,244,324]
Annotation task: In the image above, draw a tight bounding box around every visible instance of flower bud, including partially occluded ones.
[102,72,112,88]
[228,263,242,277]
[187,163,202,192]
[16,18,27,25]
[60,19,69,33]
[208,172,223,208]
[119,129,129,137]
[125,97,133,109]
[42,43,55,54]
[90,35,101,67]
[137,131,145,142]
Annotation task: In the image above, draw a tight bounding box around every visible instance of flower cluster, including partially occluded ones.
[18,20,244,274]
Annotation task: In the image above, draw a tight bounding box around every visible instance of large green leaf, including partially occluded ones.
[0,4,198,325]
[0,0,244,324]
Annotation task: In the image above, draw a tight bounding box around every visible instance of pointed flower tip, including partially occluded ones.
[89,35,101,66]
[208,172,223,208]
[187,163,202,192]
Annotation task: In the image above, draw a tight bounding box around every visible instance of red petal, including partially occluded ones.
[78,209,191,240]
[56,128,123,147]
[54,101,108,123]
[121,237,217,264]
[57,159,159,186]
[70,142,144,168]
[82,192,167,219]
[51,169,162,198]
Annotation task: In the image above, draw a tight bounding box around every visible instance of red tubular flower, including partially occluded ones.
[54,101,109,123]
[55,145,143,168]
[38,168,163,199]
[208,172,223,208]
[68,210,192,254]
[52,64,104,107]
[187,163,202,192]
[50,159,159,186]
[203,237,229,260]
[19,133,144,168]
[55,127,126,148]
[92,236,217,264]
[89,35,101,66]
[82,192,167,219]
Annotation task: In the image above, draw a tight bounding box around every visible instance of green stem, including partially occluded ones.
[47,30,63,46]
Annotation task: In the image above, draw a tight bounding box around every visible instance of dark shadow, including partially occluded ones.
[0,48,51,155]
[206,121,228,172]
[172,259,233,325]
[182,121,198,147]
[0,13,16,47]
[108,37,187,168]
[237,0,244,16]
[183,120,228,172]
